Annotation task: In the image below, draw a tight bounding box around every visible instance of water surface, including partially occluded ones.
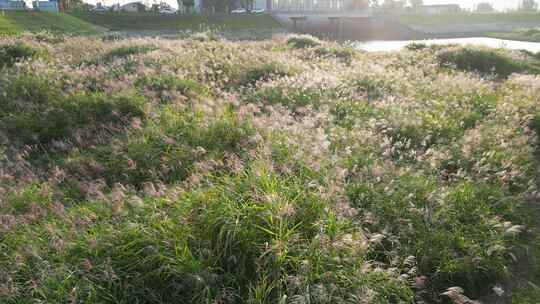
[356,37,540,52]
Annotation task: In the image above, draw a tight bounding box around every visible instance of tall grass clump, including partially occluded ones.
[241,61,297,86]
[136,75,210,102]
[313,44,358,64]
[0,74,145,145]
[436,46,540,77]
[81,107,255,186]
[0,43,41,67]
[405,42,428,51]
[102,44,158,62]
[286,35,322,49]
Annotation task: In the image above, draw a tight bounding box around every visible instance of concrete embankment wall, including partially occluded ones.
[273,13,540,40]
[409,22,540,35]
[273,13,423,40]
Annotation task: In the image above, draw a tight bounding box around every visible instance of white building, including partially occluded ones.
[0,0,26,10]
[189,0,268,14]
[271,0,366,12]
[120,1,146,12]
[418,4,461,14]
[32,0,59,12]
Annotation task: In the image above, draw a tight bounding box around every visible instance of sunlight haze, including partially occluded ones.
[86,0,525,11]
[424,0,521,11]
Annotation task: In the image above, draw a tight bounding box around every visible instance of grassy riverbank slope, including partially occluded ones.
[396,12,540,26]
[0,12,281,36]
[394,13,540,40]
[1,33,540,303]
[0,11,104,35]
[489,28,540,42]
[71,12,282,32]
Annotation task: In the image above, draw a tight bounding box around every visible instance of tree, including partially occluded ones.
[177,0,194,13]
[202,0,236,13]
[239,0,254,10]
[347,0,370,10]
[370,0,380,7]
[409,0,422,8]
[476,2,494,12]
[382,0,406,12]
[58,0,69,11]
[520,0,538,11]
[60,0,87,11]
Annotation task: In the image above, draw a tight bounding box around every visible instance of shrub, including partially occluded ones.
[103,44,158,62]
[81,107,254,186]
[88,220,214,302]
[190,30,221,42]
[0,43,40,67]
[347,176,523,297]
[101,32,126,42]
[530,112,540,142]
[383,92,498,152]
[33,31,65,44]
[332,99,385,128]
[64,164,413,303]
[4,93,144,145]
[436,47,527,78]
[314,45,357,62]
[405,42,428,51]
[241,61,296,86]
[2,183,54,216]
[348,74,395,100]
[0,74,146,145]
[136,75,210,102]
[287,35,322,49]
[252,85,326,109]
[525,28,540,36]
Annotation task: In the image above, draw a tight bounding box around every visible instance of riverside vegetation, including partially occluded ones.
[1,33,540,303]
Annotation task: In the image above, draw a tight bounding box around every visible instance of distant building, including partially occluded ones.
[32,0,59,12]
[184,0,273,14]
[418,4,460,14]
[476,2,495,13]
[0,0,27,10]
[270,0,367,12]
[176,0,202,14]
[187,0,373,14]
[120,2,146,12]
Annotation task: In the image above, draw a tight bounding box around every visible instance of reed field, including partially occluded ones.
[1,33,540,303]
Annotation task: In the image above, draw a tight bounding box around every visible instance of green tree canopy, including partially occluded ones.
[409,0,422,8]
[520,0,538,11]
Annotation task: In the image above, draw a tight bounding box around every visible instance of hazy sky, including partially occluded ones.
[424,0,521,11]
[89,0,524,11]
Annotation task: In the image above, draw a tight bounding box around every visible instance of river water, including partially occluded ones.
[355,37,540,52]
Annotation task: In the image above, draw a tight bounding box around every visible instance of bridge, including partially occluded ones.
[267,1,419,40]
[269,0,366,12]
[268,0,369,39]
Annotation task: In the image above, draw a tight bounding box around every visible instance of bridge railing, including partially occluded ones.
[271,0,345,12]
